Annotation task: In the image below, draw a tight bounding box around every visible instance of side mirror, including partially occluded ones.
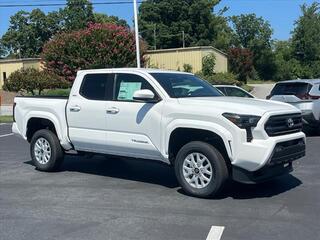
[133,89,157,102]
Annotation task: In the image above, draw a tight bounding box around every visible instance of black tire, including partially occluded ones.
[174,141,229,198]
[30,129,64,172]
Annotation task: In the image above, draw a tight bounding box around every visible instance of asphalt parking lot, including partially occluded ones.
[1,123,320,240]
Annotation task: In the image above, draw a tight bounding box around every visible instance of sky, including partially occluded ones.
[0,0,317,40]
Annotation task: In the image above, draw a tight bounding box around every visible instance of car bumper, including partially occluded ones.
[302,110,319,126]
[231,130,305,170]
[232,137,305,183]
[12,122,26,140]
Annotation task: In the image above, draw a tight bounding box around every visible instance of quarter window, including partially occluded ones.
[114,73,156,101]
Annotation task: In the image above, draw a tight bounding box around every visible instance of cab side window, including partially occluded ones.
[114,73,157,101]
[80,73,114,100]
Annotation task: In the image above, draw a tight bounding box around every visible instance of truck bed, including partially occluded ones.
[13,96,72,149]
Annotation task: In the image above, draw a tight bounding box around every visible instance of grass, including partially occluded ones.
[25,88,71,97]
[247,79,276,84]
[44,88,71,96]
[242,84,254,92]
[0,115,13,123]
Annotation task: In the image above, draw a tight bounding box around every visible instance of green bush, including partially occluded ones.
[183,63,193,73]
[202,53,216,76]
[3,68,69,95]
[196,72,240,85]
[42,23,146,82]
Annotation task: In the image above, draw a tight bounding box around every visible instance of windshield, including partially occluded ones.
[150,73,222,98]
[271,82,312,96]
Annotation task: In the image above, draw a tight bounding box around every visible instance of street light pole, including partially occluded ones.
[133,0,141,68]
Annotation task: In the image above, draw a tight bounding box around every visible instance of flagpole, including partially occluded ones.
[133,0,141,68]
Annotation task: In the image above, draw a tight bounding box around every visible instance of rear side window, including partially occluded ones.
[216,87,227,95]
[225,87,253,98]
[80,74,113,100]
[271,82,312,96]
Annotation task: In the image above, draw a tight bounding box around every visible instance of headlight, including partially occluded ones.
[222,113,260,129]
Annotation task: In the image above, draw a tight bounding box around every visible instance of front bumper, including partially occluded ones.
[232,138,305,183]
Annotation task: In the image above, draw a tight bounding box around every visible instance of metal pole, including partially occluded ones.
[153,24,157,50]
[182,31,185,48]
[133,0,141,68]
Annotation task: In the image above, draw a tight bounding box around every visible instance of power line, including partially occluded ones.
[0,1,143,8]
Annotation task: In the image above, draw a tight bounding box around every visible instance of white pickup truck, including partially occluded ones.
[12,68,306,198]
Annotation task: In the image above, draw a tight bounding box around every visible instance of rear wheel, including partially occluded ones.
[174,141,229,198]
[30,129,64,171]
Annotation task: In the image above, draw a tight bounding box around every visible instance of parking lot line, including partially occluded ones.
[206,226,225,240]
[0,133,14,138]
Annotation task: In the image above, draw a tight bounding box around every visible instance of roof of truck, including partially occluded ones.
[77,68,193,75]
[277,79,320,85]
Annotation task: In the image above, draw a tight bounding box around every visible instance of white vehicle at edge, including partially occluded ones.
[12,68,306,198]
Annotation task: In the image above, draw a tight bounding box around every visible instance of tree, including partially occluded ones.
[3,68,68,95]
[230,14,275,80]
[292,3,320,62]
[94,13,128,28]
[61,0,94,31]
[1,9,61,58]
[228,48,254,83]
[0,41,6,57]
[0,0,131,58]
[139,0,232,50]
[42,23,146,82]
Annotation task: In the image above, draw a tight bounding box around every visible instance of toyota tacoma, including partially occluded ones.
[12,68,306,197]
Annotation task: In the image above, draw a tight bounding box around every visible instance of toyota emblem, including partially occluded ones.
[287,118,294,128]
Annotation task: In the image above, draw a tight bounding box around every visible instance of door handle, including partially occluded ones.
[69,105,81,112]
[106,107,119,114]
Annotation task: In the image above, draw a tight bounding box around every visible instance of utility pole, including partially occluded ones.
[133,0,141,68]
[153,24,157,50]
[182,31,185,48]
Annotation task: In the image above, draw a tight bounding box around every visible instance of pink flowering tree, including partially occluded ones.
[42,23,146,82]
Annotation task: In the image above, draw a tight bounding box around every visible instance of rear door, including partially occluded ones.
[67,73,114,152]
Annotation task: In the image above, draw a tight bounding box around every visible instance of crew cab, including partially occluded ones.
[12,68,306,198]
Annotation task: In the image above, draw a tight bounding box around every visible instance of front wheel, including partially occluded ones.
[174,141,229,198]
[30,129,64,172]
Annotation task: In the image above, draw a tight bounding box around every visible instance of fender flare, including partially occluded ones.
[24,111,64,142]
[164,119,234,160]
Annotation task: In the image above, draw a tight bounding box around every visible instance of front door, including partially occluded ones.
[105,73,164,160]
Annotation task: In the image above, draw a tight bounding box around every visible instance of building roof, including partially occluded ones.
[0,58,41,64]
[77,68,193,75]
[146,46,227,56]
[277,79,320,85]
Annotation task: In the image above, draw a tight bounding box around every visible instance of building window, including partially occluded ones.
[3,72,7,82]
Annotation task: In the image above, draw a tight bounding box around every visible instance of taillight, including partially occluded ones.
[13,103,16,122]
[298,93,320,100]
[309,94,320,100]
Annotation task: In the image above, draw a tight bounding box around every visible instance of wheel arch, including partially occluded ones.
[165,121,233,166]
[25,114,62,142]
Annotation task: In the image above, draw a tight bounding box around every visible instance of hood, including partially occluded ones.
[177,97,299,116]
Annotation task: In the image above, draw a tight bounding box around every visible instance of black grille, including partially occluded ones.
[265,114,302,136]
[269,138,305,166]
